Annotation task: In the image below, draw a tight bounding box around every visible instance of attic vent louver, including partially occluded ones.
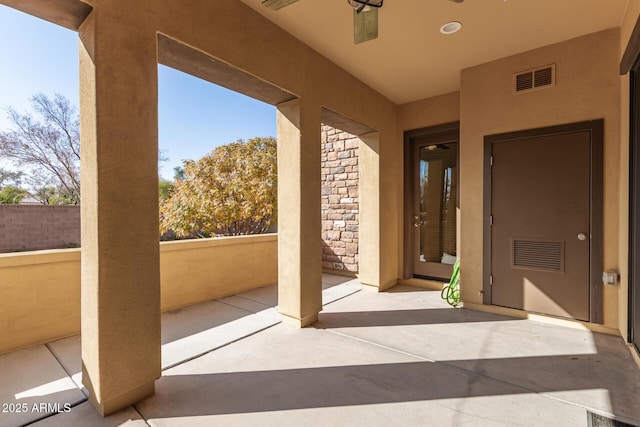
[514,64,555,94]
[512,239,564,272]
[516,72,533,92]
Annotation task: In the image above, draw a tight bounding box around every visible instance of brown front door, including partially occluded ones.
[490,130,593,321]
[408,134,458,280]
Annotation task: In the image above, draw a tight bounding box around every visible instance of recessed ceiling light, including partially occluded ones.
[440,21,462,35]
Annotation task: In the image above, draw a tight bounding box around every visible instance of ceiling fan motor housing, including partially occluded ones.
[348,0,383,13]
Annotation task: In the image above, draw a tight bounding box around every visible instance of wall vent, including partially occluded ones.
[513,64,555,94]
[512,238,564,272]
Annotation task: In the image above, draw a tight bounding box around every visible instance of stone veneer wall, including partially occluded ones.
[321,125,359,273]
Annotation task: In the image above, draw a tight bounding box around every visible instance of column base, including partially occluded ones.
[89,381,155,417]
[361,283,381,293]
[280,311,319,328]
[361,279,398,293]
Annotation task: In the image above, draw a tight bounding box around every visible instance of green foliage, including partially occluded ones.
[160,137,277,237]
[159,178,174,201]
[33,186,76,205]
[0,186,28,204]
[173,165,186,181]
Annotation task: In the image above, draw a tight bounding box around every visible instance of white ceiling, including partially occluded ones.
[239,0,630,104]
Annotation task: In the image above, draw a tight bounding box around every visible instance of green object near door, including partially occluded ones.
[441,258,460,307]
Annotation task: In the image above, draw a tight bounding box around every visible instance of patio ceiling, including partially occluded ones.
[239,0,629,104]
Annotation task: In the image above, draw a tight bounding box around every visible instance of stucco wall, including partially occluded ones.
[397,92,461,280]
[159,234,277,311]
[397,92,461,133]
[0,205,80,253]
[459,29,622,329]
[0,249,80,355]
[0,234,277,354]
[618,0,640,342]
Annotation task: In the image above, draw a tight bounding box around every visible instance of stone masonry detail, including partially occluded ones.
[321,125,359,273]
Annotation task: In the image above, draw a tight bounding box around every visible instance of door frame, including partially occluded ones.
[403,122,460,280]
[482,120,604,323]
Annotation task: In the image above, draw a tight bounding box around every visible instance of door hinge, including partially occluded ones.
[490,155,493,166]
[489,275,493,286]
[490,215,493,226]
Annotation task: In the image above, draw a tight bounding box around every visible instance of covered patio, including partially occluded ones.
[0,0,640,425]
[1,274,639,426]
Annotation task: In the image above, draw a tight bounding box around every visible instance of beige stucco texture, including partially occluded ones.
[160,235,278,312]
[276,99,322,327]
[618,0,640,338]
[0,236,277,356]
[0,250,81,355]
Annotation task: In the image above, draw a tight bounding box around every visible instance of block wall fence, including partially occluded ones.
[0,205,80,253]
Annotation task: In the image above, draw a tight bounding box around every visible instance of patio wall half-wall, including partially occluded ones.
[0,234,277,355]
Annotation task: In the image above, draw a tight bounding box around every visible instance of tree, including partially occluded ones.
[0,168,23,188]
[0,186,28,204]
[159,178,174,201]
[160,137,277,237]
[0,168,28,204]
[0,93,80,204]
[32,186,76,205]
[173,165,186,181]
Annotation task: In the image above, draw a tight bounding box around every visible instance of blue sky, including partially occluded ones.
[0,5,276,180]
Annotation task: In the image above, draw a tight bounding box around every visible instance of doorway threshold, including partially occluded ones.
[398,276,447,291]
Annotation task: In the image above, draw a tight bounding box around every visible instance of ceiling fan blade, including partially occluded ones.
[353,7,378,44]
[261,0,301,10]
[449,0,464,3]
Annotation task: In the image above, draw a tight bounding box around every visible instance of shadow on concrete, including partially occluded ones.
[321,272,356,290]
[316,308,517,328]
[19,282,640,426]
[161,301,257,344]
[164,285,640,422]
[137,343,639,424]
[322,241,358,282]
[139,360,529,417]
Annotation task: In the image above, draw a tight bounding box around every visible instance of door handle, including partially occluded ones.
[577,233,588,241]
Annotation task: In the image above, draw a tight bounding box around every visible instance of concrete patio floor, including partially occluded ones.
[1,274,639,427]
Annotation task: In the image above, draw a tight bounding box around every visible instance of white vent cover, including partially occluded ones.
[514,64,555,94]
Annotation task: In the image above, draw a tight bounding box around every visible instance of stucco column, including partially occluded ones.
[276,98,322,327]
[358,132,381,290]
[79,12,160,415]
[358,131,398,292]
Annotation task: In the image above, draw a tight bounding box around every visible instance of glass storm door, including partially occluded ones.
[412,141,458,279]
